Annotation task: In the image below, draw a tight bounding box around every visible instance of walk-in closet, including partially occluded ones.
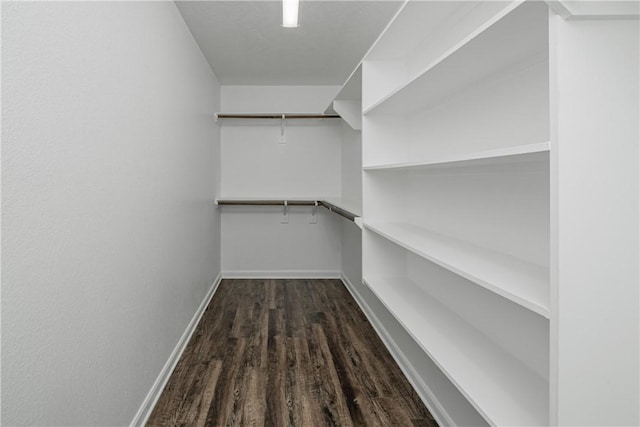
[2,1,638,426]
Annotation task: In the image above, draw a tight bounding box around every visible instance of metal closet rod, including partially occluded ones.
[318,200,356,222]
[216,113,340,120]
[217,199,317,206]
[216,199,357,222]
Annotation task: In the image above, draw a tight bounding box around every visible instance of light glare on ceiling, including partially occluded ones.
[282,0,299,27]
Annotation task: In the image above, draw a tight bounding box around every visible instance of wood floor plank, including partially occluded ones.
[146,279,438,427]
[318,306,392,427]
[266,279,277,310]
[265,335,289,427]
[292,336,317,426]
[242,367,267,427]
[325,311,388,398]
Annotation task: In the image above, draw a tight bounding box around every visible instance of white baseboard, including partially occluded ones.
[222,270,341,279]
[339,273,454,427]
[129,272,223,427]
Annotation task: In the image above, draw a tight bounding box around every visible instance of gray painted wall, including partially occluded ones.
[1,2,221,424]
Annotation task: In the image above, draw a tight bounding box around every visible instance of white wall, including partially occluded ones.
[339,122,363,287]
[550,15,639,426]
[340,123,363,209]
[220,86,343,277]
[222,206,341,277]
[341,219,363,286]
[1,2,221,425]
[220,85,342,199]
[221,85,339,113]
[221,123,341,198]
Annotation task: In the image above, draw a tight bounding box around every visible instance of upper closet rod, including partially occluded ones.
[216,113,340,120]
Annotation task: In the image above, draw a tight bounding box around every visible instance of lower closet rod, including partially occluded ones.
[216,200,317,206]
[216,114,340,120]
[216,199,357,223]
[319,201,356,222]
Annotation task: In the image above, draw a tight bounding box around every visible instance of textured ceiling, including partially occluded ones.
[176,1,401,85]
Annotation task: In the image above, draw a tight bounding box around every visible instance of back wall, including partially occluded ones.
[219,86,342,277]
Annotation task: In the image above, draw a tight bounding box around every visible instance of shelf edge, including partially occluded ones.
[362,0,525,116]
[364,223,550,318]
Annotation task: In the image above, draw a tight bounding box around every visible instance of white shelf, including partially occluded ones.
[363,276,548,427]
[364,142,549,171]
[333,100,361,131]
[334,64,362,102]
[361,1,501,111]
[329,65,362,130]
[363,1,547,115]
[364,222,549,318]
[325,63,361,116]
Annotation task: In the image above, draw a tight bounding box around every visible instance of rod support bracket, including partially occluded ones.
[310,201,318,224]
[279,114,286,144]
[281,200,289,223]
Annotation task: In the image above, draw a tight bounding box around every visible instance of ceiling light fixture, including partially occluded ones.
[282,0,299,28]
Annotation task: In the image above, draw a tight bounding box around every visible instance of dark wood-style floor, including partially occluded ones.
[147,279,437,426]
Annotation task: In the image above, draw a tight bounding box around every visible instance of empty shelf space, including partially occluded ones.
[363,1,548,115]
[364,142,549,171]
[363,276,548,427]
[364,222,549,317]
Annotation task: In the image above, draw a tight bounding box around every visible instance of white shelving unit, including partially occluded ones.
[358,0,639,426]
[363,1,546,116]
[362,0,550,168]
[363,223,549,426]
[362,1,525,113]
[361,1,552,426]
[363,274,548,427]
